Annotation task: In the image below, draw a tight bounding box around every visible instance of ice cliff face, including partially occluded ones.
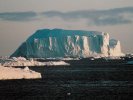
[11,29,123,58]
[109,39,122,56]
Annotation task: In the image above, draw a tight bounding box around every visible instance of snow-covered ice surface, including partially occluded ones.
[1,57,70,67]
[11,29,124,58]
[0,65,41,80]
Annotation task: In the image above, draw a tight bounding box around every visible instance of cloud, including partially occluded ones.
[42,7,133,26]
[91,16,132,26]
[0,7,133,26]
[0,12,37,21]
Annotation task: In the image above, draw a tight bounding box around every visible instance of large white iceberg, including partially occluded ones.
[0,65,41,80]
[11,29,123,58]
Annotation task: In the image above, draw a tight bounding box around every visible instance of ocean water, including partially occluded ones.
[0,63,133,100]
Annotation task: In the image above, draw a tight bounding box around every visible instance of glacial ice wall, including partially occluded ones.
[109,39,122,56]
[11,29,123,58]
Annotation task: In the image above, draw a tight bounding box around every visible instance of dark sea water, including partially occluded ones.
[0,59,133,100]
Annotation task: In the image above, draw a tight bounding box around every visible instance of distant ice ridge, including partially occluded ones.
[11,29,124,58]
[0,65,41,80]
[1,57,70,67]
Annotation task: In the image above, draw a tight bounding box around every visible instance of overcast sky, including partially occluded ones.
[0,0,133,56]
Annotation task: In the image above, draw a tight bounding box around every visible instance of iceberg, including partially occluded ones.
[11,29,123,58]
[109,39,122,56]
[0,65,41,80]
[2,57,70,66]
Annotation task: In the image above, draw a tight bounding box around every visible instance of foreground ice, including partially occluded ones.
[0,65,41,80]
[1,57,70,67]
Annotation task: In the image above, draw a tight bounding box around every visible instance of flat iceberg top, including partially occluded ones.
[28,28,105,41]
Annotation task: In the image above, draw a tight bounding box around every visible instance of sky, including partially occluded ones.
[0,0,133,56]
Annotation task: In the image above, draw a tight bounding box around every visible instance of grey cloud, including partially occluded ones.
[0,7,133,25]
[91,16,132,26]
[42,7,133,26]
[0,12,37,21]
